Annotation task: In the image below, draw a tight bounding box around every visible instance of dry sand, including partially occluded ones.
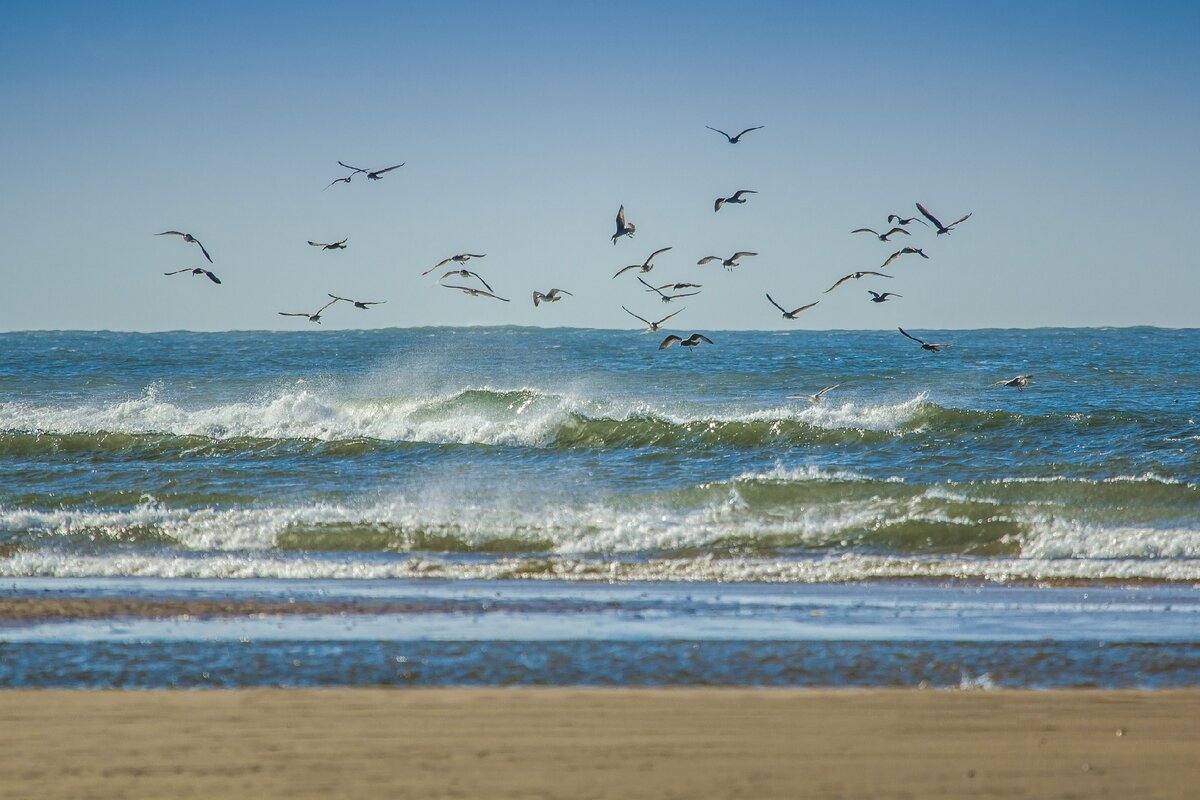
[1,688,1197,799]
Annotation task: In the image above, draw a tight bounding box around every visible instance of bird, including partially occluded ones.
[338,160,405,180]
[851,227,911,242]
[613,247,673,279]
[440,269,493,292]
[308,238,348,250]
[639,276,699,302]
[612,205,636,244]
[879,247,929,269]
[714,190,757,212]
[622,306,683,332]
[659,333,713,350]
[697,252,756,270]
[824,271,893,293]
[323,174,354,190]
[993,374,1033,388]
[766,293,819,319]
[898,327,952,351]
[443,284,509,302]
[868,291,902,303]
[887,214,930,228]
[155,231,212,263]
[645,281,702,292]
[532,288,573,306]
[423,254,486,275]
[163,267,220,284]
[327,294,384,310]
[705,125,764,144]
[786,384,841,403]
[279,298,338,323]
[916,202,972,235]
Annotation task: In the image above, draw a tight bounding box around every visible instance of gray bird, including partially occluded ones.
[898,327,951,352]
[659,332,713,350]
[328,294,384,310]
[338,160,405,180]
[443,284,509,302]
[279,298,338,323]
[622,306,684,332]
[916,202,972,235]
[613,247,673,279]
[993,374,1033,388]
[424,254,487,275]
[697,251,756,270]
[825,271,893,293]
[852,226,910,242]
[639,276,699,302]
[612,205,636,244]
[766,293,819,319]
[879,247,929,270]
[868,291,902,303]
[440,269,493,292]
[163,267,221,284]
[533,288,573,307]
[705,125,764,144]
[714,190,757,212]
[308,238,348,250]
[786,383,841,403]
[156,231,212,263]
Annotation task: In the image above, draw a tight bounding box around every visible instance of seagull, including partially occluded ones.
[155,231,212,263]
[533,288,573,307]
[645,281,702,292]
[279,298,338,323]
[705,125,764,144]
[993,374,1033,388]
[879,247,929,269]
[440,269,493,292]
[163,267,221,284]
[916,202,972,235]
[786,384,841,403]
[659,333,713,350]
[824,271,893,293]
[851,227,911,242]
[443,284,509,302]
[612,205,636,244]
[766,293,819,319]
[714,190,757,212]
[423,254,486,275]
[613,246,672,279]
[898,327,951,352]
[868,291,902,303]
[887,214,930,228]
[328,294,384,310]
[308,238,348,250]
[339,160,405,180]
[697,252,756,270]
[622,306,683,332]
[639,276,699,302]
[323,174,354,190]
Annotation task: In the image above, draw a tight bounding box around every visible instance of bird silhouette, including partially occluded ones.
[868,291,902,303]
[825,271,893,293]
[705,125,764,144]
[852,227,910,242]
[532,288,573,307]
[765,294,819,319]
[613,247,673,279]
[622,306,684,332]
[308,239,348,250]
[879,248,929,270]
[327,294,384,310]
[714,190,757,212]
[916,202,972,235]
[659,333,713,350]
[156,231,212,263]
[279,298,338,323]
[163,267,220,284]
[612,205,636,244]
[898,327,952,352]
[697,252,756,270]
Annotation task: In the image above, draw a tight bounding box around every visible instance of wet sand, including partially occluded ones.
[1,688,1196,799]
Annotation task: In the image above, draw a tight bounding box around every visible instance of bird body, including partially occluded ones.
[766,293,819,319]
[163,267,220,284]
[852,227,911,242]
[308,239,348,250]
[993,374,1033,388]
[868,291,902,303]
[824,271,892,293]
[697,251,756,270]
[612,205,636,244]
[659,332,713,350]
[533,288,573,307]
[613,246,672,279]
[916,202,972,235]
[786,384,841,403]
[339,160,405,180]
[714,190,757,212]
[156,231,212,263]
[623,306,682,332]
[898,327,951,351]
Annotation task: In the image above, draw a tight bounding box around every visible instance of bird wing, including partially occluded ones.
[851,228,878,236]
[638,276,667,297]
[883,227,911,238]
[824,274,853,293]
[327,294,351,302]
[880,251,902,269]
[532,291,543,307]
[731,251,757,260]
[308,241,326,247]
[613,264,641,279]
[714,198,725,212]
[323,177,350,190]
[765,293,787,314]
[861,271,892,278]
[316,298,339,314]
[815,383,841,398]
[203,271,221,284]
[705,126,732,141]
[868,290,881,299]
[163,268,190,275]
[622,306,651,325]
[424,258,454,275]
[887,215,901,225]
[915,202,944,230]
[659,335,683,349]
[616,205,626,228]
[734,126,764,139]
[692,334,714,345]
[194,239,213,263]
[333,238,347,246]
[898,327,926,345]
[730,190,757,200]
[278,312,309,317]
[442,284,474,293]
[655,308,683,326]
[787,301,819,315]
[882,293,902,298]
[947,212,973,229]
[372,163,405,175]
[468,272,494,292]
[552,289,573,297]
[647,246,673,262]
[337,161,367,173]
[156,231,186,237]
[667,291,701,299]
[463,253,486,259]
[696,256,721,265]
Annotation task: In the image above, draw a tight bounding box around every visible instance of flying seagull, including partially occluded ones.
[714,189,757,212]
[824,271,893,293]
[879,247,929,270]
[443,284,510,302]
[440,269,492,292]
[338,160,405,180]
[328,293,384,310]
[766,293,819,319]
[852,226,911,242]
[916,202,972,235]
[423,254,486,275]
[868,290,902,303]
[279,298,338,323]
[993,374,1033,388]
[705,125,764,144]
[308,238,348,250]
[697,251,756,270]
[324,174,354,190]
[156,231,212,263]
[613,246,673,279]
[645,281,702,292]
[898,327,951,352]
[639,276,699,303]
[659,333,713,350]
[786,384,841,403]
[622,306,683,332]
[532,288,573,307]
[163,267,220,284]
[612,205,636,244]
[887,214,930,228]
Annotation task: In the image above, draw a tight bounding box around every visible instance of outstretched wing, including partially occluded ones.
[692,334,714,345]
[202,270,221,284]
[372,163,405,176]
[337,160,367,174]
[882,227,910,239]
[897,327,926,345]
[424,258,454,275]
[815,383,841,398]
[734,126,764,139]
[327,294,351,302]
[667,291,701,299]
[787,301,819,315]
[532,291,543,307]
[163,268,190,275]
[622,306,651,325]
[616,205,626,228]
[193,238,213,263]
[155,231,186,237]
[714,197,725,212]
[915,202,944,230]
[278,312,308,317]
[880,250,902,269]
[638,276,666,297]
[658,335,683,349]
[613,264,641,279]
[731,251,757,260]
[696,256,721,265]
[851,228,879,236]
[647,246,673,262]
[705,126,732,141]
[316,298,339,314]
[730,190,757,201]
[824,274,853,293]
[765,293,787,314]
[947,212,973,229]
[655,308,683,326]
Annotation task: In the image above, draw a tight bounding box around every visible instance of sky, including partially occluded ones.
[1,0,1198,331]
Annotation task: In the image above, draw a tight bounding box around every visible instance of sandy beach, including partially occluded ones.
[1,688,1196,799]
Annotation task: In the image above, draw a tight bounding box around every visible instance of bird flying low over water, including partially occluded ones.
[824,271,892,293]
[532,288,573,307]
[916,202,972,235]
[440,269,492,292]
[424,254,486,275]
[443,284,510,302]
[786,384,840,403]
[868,291,902,303]
[163,267,221,284]
[898,327,952,352]
[887,214,930,228]
[612,205,636,244]
[659,332,713,350]
[714,190,757,212]
[308,239,348,250]
[697,252,756,270]
[279,298,338,323]
[766,293,819,319]
[879,247,929,270]
[328,294,384,310]
[623,306,683,332]
[338,160,405,180]
[639,276,699,302]
[613,247,673,279]
[705,125,764,144]
[156,231,212,263]
[993,374,1033,388]
[852,226,910,242]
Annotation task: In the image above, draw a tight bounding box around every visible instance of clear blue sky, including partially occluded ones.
[1,0,1197,331]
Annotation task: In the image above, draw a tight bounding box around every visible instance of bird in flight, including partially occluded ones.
[442,284,509,302]
[659,332,713,350]
[916,202,972,235]
[613,246,673,279]
[705,125,764,144]
[327,294,384,310]
[645,281,702,292]
[439,269,492,292]
[714,190,757,212]
[163,267,221,284]
[156,231,212,263]
[639,276,699,302]
[697,251,756,271]
[868,290,902,303]
[279,298,338,323]
[532,288,573,307]
[324,174,354,190]
[993,374,1033,389]
[852,226,911,242]
[423,254,487,275]
[622,306,683,332]
[824,271,893,293]
[887,214,929,228]
[612,205,636,244]
[308,238,348,250]
[338,160,405,180]
[786,384,841,403]
[898,327,952,352]
[879,247,929,270]
[766,294,819,319]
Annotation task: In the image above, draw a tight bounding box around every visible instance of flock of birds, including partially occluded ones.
[155,124,1033,396]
